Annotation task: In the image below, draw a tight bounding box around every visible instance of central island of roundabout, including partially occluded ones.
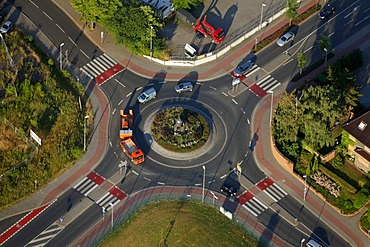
[134,99,229,169]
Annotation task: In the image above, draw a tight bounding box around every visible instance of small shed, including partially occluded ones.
[176,8,197,26]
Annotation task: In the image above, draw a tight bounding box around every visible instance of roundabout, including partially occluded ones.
[136,98,229,168]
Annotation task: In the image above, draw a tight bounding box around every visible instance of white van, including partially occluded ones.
[138,87,156,104]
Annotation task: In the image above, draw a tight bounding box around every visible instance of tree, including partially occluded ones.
[286,0,299,26]
[318,35,331,57]
[297,51,307,74]
[172,0,202,10]
[70,0,123,29]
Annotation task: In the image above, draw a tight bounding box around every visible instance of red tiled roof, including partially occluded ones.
[342,110,370,148]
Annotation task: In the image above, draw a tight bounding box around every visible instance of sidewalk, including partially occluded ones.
[51,0,319,81]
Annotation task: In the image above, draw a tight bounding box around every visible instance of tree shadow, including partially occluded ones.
[258,210,280,247]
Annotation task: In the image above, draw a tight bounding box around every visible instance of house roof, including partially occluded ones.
[343,110,370,148]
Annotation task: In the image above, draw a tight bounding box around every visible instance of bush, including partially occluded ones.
[353,192,368,209]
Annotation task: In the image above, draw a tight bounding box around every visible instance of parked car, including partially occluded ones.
[0,20,12,34]
[318,4,335,19]
[233,60,254,77]
[175,82,193,93]
[276,31,295,47]
[137,87,156,104]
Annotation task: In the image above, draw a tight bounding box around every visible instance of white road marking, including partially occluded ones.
[43,11,52,20]
[137,86,142,91]
[147,83,154,87]
[282,59,293,66]
[222,92,228,97]
[143,177,151,181]
[196,82,202,85]
[109,142,113,147]
[209,86,217,90]
[118,99,123,105]
[80,50,90,59]
[56,24,65,33]
[247,118,250,124]
[303,46,313,53]
[328,32,335,37]
[232,99,238,105]
[344,7,358,18]
[68,37,77,46]
[132,170,139,175]
[355,15,370,27]
[111,108,116,115]
[365,8,370,13]
[29,0,39,8]
[194,183,202,186]
[157,182,165,185]
[115,79,126,88]
[113,151,118,157]
[126,92,132,97]
[159,81,166,84]
[220,174,227,179]
[208,179,215,184]
[240,108,245,114]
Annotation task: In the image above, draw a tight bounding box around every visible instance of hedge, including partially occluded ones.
[319,165,357,194]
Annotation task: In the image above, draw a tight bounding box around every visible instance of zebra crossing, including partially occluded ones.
[73,171,105,196]
[80,54,125,85]
[230,64,260,80]
[256,177,287,202]
[237,191,268,217]
[96,186,127,211]
[25,222,63,247]
[249,74,281,98]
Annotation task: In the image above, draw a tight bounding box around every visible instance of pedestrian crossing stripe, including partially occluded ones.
[262,183,288,202]
[243,65,260,78]
[96,192,121,210]
[80,54,125,84]
[242,197,268,217]
[72,176,99,196]
[25,222,63,247]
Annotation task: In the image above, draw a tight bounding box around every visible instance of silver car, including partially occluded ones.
[0,21,12,34]
[175,82,193,93]
[276,31,295,47]
[137,87,156,104]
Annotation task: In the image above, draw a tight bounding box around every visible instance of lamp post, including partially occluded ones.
[260,3,267,29]
[110,202,114,230]
[301,238,305,247]
[83,115,89,151]
[324,47,328,68]
[303,175,307,201]
[268,90,273,126]
[59,42,64,71]
[150,26,153,58]
[210,191,218,206]
[202,165,206,203]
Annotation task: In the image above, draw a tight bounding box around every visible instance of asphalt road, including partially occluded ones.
[1,0,368,246]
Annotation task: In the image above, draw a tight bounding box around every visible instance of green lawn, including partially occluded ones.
[98,201,259,247]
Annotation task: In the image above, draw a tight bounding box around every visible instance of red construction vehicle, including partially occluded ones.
[194,15,225,44]
[119,109,134,139]
[119,109,144,165]
[120,139,144,165]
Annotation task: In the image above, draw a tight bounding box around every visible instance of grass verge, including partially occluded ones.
[98,201,259,247]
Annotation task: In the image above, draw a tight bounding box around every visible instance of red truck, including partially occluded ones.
[119,109,144,165]
[194,15,225,44]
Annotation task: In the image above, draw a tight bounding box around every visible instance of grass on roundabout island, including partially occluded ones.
[98,201,259,247]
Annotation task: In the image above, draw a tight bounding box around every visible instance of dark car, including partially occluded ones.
[318,4,335,19]
[233,60,254,77]
[220,174,240,197]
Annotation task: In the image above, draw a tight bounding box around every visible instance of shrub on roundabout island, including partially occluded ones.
[151,107,210,152]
